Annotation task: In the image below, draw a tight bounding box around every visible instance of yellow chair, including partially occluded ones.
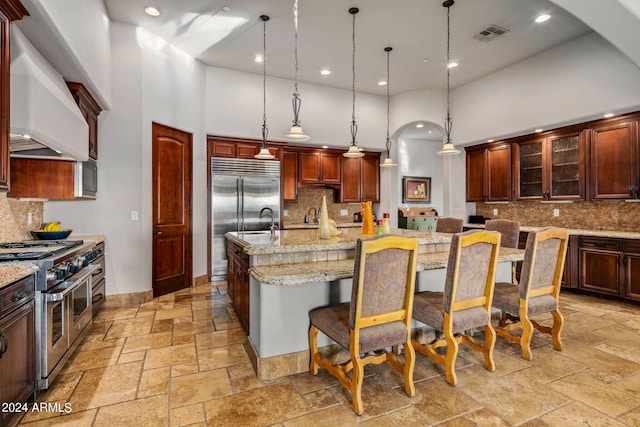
[412,230,501,385]
[492,227,569,361]
[309,235,419,415]
[485,219,521,284]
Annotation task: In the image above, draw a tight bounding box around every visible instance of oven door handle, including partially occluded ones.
[46,264,99,302]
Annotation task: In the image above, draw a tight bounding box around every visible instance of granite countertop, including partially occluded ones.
[285,222,363,230]
[69,234,106,244]
[464,224,640,240]
[251,247,524,286]
[226,228,453,255]
[0,264,38,289]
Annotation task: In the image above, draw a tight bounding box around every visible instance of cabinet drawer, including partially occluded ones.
[0,275,35,317]
[623,240,640,254]
[579,237,622,251]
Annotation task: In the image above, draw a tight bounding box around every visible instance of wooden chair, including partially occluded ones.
[435,217,464,233]
[412,230,501,385]
[492,227,569,361]
[485,219,521,283]
[309,235,419,415]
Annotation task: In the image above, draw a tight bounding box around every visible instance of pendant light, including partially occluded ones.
[254,15,274,159]
[438,0,461,156]
[283,0,310,141]
[344,7,364,158]
[380,47,397,168]
[255,15,275,160]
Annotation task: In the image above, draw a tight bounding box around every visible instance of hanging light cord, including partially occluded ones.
[444,1,453,145]
[261,16,268,146]
[385,48,391,156]
[291,0,302,126]
[350,8,358,147]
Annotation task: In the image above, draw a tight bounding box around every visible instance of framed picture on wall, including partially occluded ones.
[402,176,431,203]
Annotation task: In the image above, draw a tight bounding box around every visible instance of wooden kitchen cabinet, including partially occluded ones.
[227,240,249,333]
[0,274,35,426]
[282,149,298,202]
[91,241,106,316]
[66,82,102,159]
[465,143,511,202]
[0,0,28,192]
[514,130,584,201]
[578,237,623,297]
[209,137,282,160]
[299,150,341,185]
[623,240,640,301]
[589,118,639,200]
[339,152,380,203]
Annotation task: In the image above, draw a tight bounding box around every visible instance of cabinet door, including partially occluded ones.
[321,153,341,184]
[0,300,35,421]
[515,139,544,200]
[549,132,583,199]
[589,119,637,199]
[340,157,360,202]
[212,141,236,158]
[623,241,640,301]
[237,142,260,159]
[360,154,379,202]
[8,158,76,199]
[226,246,236,300]
[299,151,321,183]
[486,144,511,201]
[282,150,298,202]
[465,148,486,202]
[579,248,622,296]
[0,10,9,192]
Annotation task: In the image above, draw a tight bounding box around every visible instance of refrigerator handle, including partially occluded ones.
[239,177,245,232]
[237,178,242,232]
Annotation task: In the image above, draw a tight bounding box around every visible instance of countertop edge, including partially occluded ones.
[464,224,640,240]
[0,264,38,289]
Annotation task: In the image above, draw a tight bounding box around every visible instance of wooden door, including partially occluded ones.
[465,147,486,201]
[579,247,622,296]
[486,144,511,201]
[589,119,637,199]
[152,123,193,298]
[320,152,341,184]
[299,151,321,183]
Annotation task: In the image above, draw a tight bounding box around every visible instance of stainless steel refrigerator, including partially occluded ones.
[211,157,280,280]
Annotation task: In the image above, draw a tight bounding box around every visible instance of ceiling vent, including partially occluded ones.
[473,25,509,42]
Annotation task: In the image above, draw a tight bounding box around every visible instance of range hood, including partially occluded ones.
[9,27,88,161]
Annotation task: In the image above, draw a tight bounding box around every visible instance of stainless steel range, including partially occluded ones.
[0,239,100,389]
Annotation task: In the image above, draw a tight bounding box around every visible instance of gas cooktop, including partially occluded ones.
[0,240,84,261]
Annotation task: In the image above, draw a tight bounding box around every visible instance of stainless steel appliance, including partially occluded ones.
[0,240,101,390]
[211,158,280,280]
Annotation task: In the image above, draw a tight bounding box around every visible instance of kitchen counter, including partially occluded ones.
[464,224,640,240]
[285,222,363,230]
[0,264,38,289]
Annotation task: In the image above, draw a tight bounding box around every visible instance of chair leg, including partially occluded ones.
[403,341,416,397]
[483,324,496,372]
[551,309,564,351]
[443,331,459,385]
[351,354,364,415]
[308,325,319,375]
[519,307,534,361]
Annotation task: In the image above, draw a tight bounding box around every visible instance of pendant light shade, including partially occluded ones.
[255,15,275,160]
[284,0,310,141]
[380,46,397,168]
[438,0,461,156]
[344,7,364,159]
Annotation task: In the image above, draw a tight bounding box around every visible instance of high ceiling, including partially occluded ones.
[104,0,592,96]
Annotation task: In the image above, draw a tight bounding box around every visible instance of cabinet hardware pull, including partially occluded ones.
[11,291,26,302]
[630,186,634,197]
[635,186,639,199]
[594,242,606,247]
[0,332,7,356]
[623,256,628,267]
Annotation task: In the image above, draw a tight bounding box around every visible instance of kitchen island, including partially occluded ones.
[226,228,524,379]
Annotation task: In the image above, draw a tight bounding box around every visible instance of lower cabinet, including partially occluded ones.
[227,240,249,333]
[0,275,35,426]
[398,216,437,232]
[91,242,106,316]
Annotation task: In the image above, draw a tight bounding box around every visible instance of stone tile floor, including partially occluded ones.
[12,282,640,426]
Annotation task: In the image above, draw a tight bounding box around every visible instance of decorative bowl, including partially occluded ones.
[31,229,73,240]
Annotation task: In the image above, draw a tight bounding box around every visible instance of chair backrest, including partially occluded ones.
[485,219,521,249]
[519,228,569,300]
[349,235,419,330]
[436,217,464,233]
[443,230,501,314]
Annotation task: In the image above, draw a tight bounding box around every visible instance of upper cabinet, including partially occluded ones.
[299,149,341,186]
[465,143,511,202]
[282,149,298,202]
[339,152,380,203]
[0,0,28,192]
[67,82,102,159]
[514,130,585,201]
[210,138,281,160]
[589,117,639,200]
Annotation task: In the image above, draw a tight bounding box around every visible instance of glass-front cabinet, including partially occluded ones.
[515,130,584,200]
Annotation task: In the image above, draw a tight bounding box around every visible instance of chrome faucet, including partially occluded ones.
[260,207,278,238]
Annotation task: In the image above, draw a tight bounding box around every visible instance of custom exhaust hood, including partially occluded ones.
[9,27,88,161]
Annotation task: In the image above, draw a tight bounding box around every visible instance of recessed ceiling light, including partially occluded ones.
[322,145,329,149]
[254,55,264,63]
[221,5,231,12]
[422,58,430,63]
[535,128,543,133]
[487,139,494,142]
[378,81,387,86]
[535,14,551,23]
[447,62,458,69]
[603,113,614,118]
[144,6,160,17]
[320,69,331,75]
[416,124,424,128]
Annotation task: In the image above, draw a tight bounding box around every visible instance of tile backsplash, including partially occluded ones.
[475,200,640,232]
[283,187,375,226]
[0,193,44,242]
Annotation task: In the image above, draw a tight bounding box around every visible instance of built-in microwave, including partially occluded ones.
[74,158,97,199]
